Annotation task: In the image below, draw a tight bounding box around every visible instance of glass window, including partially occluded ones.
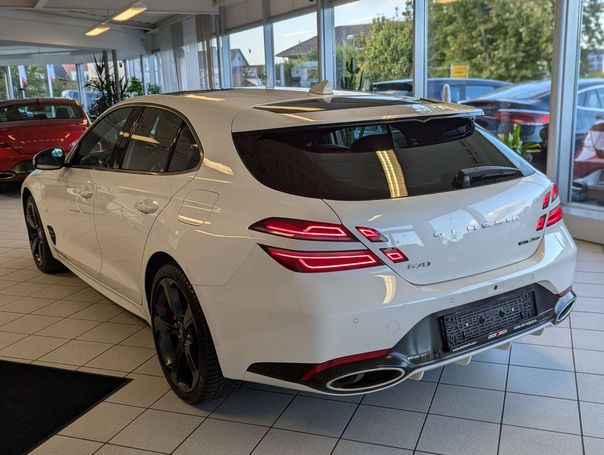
[71,107,133,168]
[0,102,83,122]
[120,108,182,173]
[168,126,201,172]
[334,0,414,90]
[233,117,532,201]
[570,0,604,206]
[229,26,266,87]
[273,12,318,88]
[429,0,555,174]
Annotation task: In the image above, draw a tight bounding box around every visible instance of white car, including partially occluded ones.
[22,85,577,404]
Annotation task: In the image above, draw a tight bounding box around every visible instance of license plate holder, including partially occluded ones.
[440,290,538,353]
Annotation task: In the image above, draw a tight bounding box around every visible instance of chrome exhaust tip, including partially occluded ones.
[0,172,16,180]
[325,367,405,393]
[554,291,576,324]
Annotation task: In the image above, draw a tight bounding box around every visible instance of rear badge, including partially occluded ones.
[518,236,540,246]
[407,261,431,270]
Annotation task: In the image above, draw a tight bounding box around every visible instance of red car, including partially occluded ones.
[0,98,89,185]
[573,119,604,204]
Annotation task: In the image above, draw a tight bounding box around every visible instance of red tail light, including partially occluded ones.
[551,184,558,201]
[546,205,563,227]
[536,214,546,231]
[380,247,408,263]
[250,218,355,242]
[356,226,387,242]
[301,349,390,381]
[542,192,551,209]
[496,110,550,125]
[262,246,382,273]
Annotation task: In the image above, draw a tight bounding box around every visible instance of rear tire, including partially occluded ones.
[24,196,66,274]
[150,262,234,404]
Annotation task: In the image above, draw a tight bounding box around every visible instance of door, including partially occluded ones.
[41,106,135,279]
[93,107,201,303]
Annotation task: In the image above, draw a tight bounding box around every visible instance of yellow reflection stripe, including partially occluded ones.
[376,150,408,198]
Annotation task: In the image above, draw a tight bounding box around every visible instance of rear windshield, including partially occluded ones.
[0,103,83,122]
[233,117,534,201]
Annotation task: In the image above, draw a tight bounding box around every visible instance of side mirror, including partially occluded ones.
[33,147,65,170]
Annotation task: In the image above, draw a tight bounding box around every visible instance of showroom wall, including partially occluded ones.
[1,0,602,242]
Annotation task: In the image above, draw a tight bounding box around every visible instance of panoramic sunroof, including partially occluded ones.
[254,95,418,114]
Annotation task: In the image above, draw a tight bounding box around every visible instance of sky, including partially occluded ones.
[229,0,407,66]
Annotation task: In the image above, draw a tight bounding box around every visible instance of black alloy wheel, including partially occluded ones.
[24,196,65,273]
[153,277,201,393]
[151,263,232,403]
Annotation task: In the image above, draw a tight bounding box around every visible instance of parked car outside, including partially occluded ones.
[463,79,604,171]
[370,78,511,103]
[61,89,102,109]
[573,119,604,203]
[22,88,576,404]
[0,98,89,186]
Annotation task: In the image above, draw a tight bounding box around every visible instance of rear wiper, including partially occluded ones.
[452,166,522,189]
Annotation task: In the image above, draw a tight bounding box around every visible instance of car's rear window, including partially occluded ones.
[0,103,83,122]
[233,117,534,201]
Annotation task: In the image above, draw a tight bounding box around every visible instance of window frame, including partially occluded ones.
[67,102,204,176]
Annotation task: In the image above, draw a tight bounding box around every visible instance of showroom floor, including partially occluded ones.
[0,187,603,455]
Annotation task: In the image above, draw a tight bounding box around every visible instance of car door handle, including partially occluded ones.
[135,200,159,214]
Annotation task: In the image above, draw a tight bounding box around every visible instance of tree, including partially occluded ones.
[428,0,555,82]
[580,0,604,75]
[358,7,413,83]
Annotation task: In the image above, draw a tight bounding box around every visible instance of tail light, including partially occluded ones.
[551,184,558,202]
[301,349,390,381]
[250,218,355,242]
[536,214,546,231]
[542,192,551,209]
[380,247,408,263]
[496,110,550,125]
[546,205,563,227]
[261,246,382,273]
[356,226,387,242]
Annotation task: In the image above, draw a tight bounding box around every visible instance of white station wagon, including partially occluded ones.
[22,84,577,403]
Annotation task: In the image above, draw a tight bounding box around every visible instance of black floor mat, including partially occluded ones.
[0,361,130,455]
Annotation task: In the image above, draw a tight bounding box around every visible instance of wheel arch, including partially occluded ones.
[144,251,177,309]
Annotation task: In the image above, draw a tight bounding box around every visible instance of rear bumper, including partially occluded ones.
[194,224,577,392]
[248,287,575,394]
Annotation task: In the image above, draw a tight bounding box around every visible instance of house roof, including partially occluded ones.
[276,24,371,59]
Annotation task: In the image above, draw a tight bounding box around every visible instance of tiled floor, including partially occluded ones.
[1,184,603,455]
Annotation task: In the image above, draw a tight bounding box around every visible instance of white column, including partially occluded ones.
[412,0,428,98]
[262,0,275,88]
[548,0,583,201]
[316,0,335,84]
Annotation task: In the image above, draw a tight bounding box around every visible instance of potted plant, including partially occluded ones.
[498,123,542,162]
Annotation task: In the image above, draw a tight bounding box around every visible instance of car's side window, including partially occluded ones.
[168,126,201,172]
[119,108,182,173]
[71,107,133,168]
[583,89,601,109]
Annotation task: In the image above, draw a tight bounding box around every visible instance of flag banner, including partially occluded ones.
[18,65,28,86]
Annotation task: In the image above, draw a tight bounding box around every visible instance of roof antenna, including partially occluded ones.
[309,80,333,96]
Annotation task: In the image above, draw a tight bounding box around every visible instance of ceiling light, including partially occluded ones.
[85,22,111,37]
[112,1,148,21]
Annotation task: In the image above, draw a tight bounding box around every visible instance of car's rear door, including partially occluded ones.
[92,106,201,304]
[42,106,135,279]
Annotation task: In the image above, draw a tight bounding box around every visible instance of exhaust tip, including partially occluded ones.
[554,292,576,324]
[325,367,405,393]
[0,172,16,180]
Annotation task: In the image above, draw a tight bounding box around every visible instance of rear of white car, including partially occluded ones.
[197,94,577,394]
